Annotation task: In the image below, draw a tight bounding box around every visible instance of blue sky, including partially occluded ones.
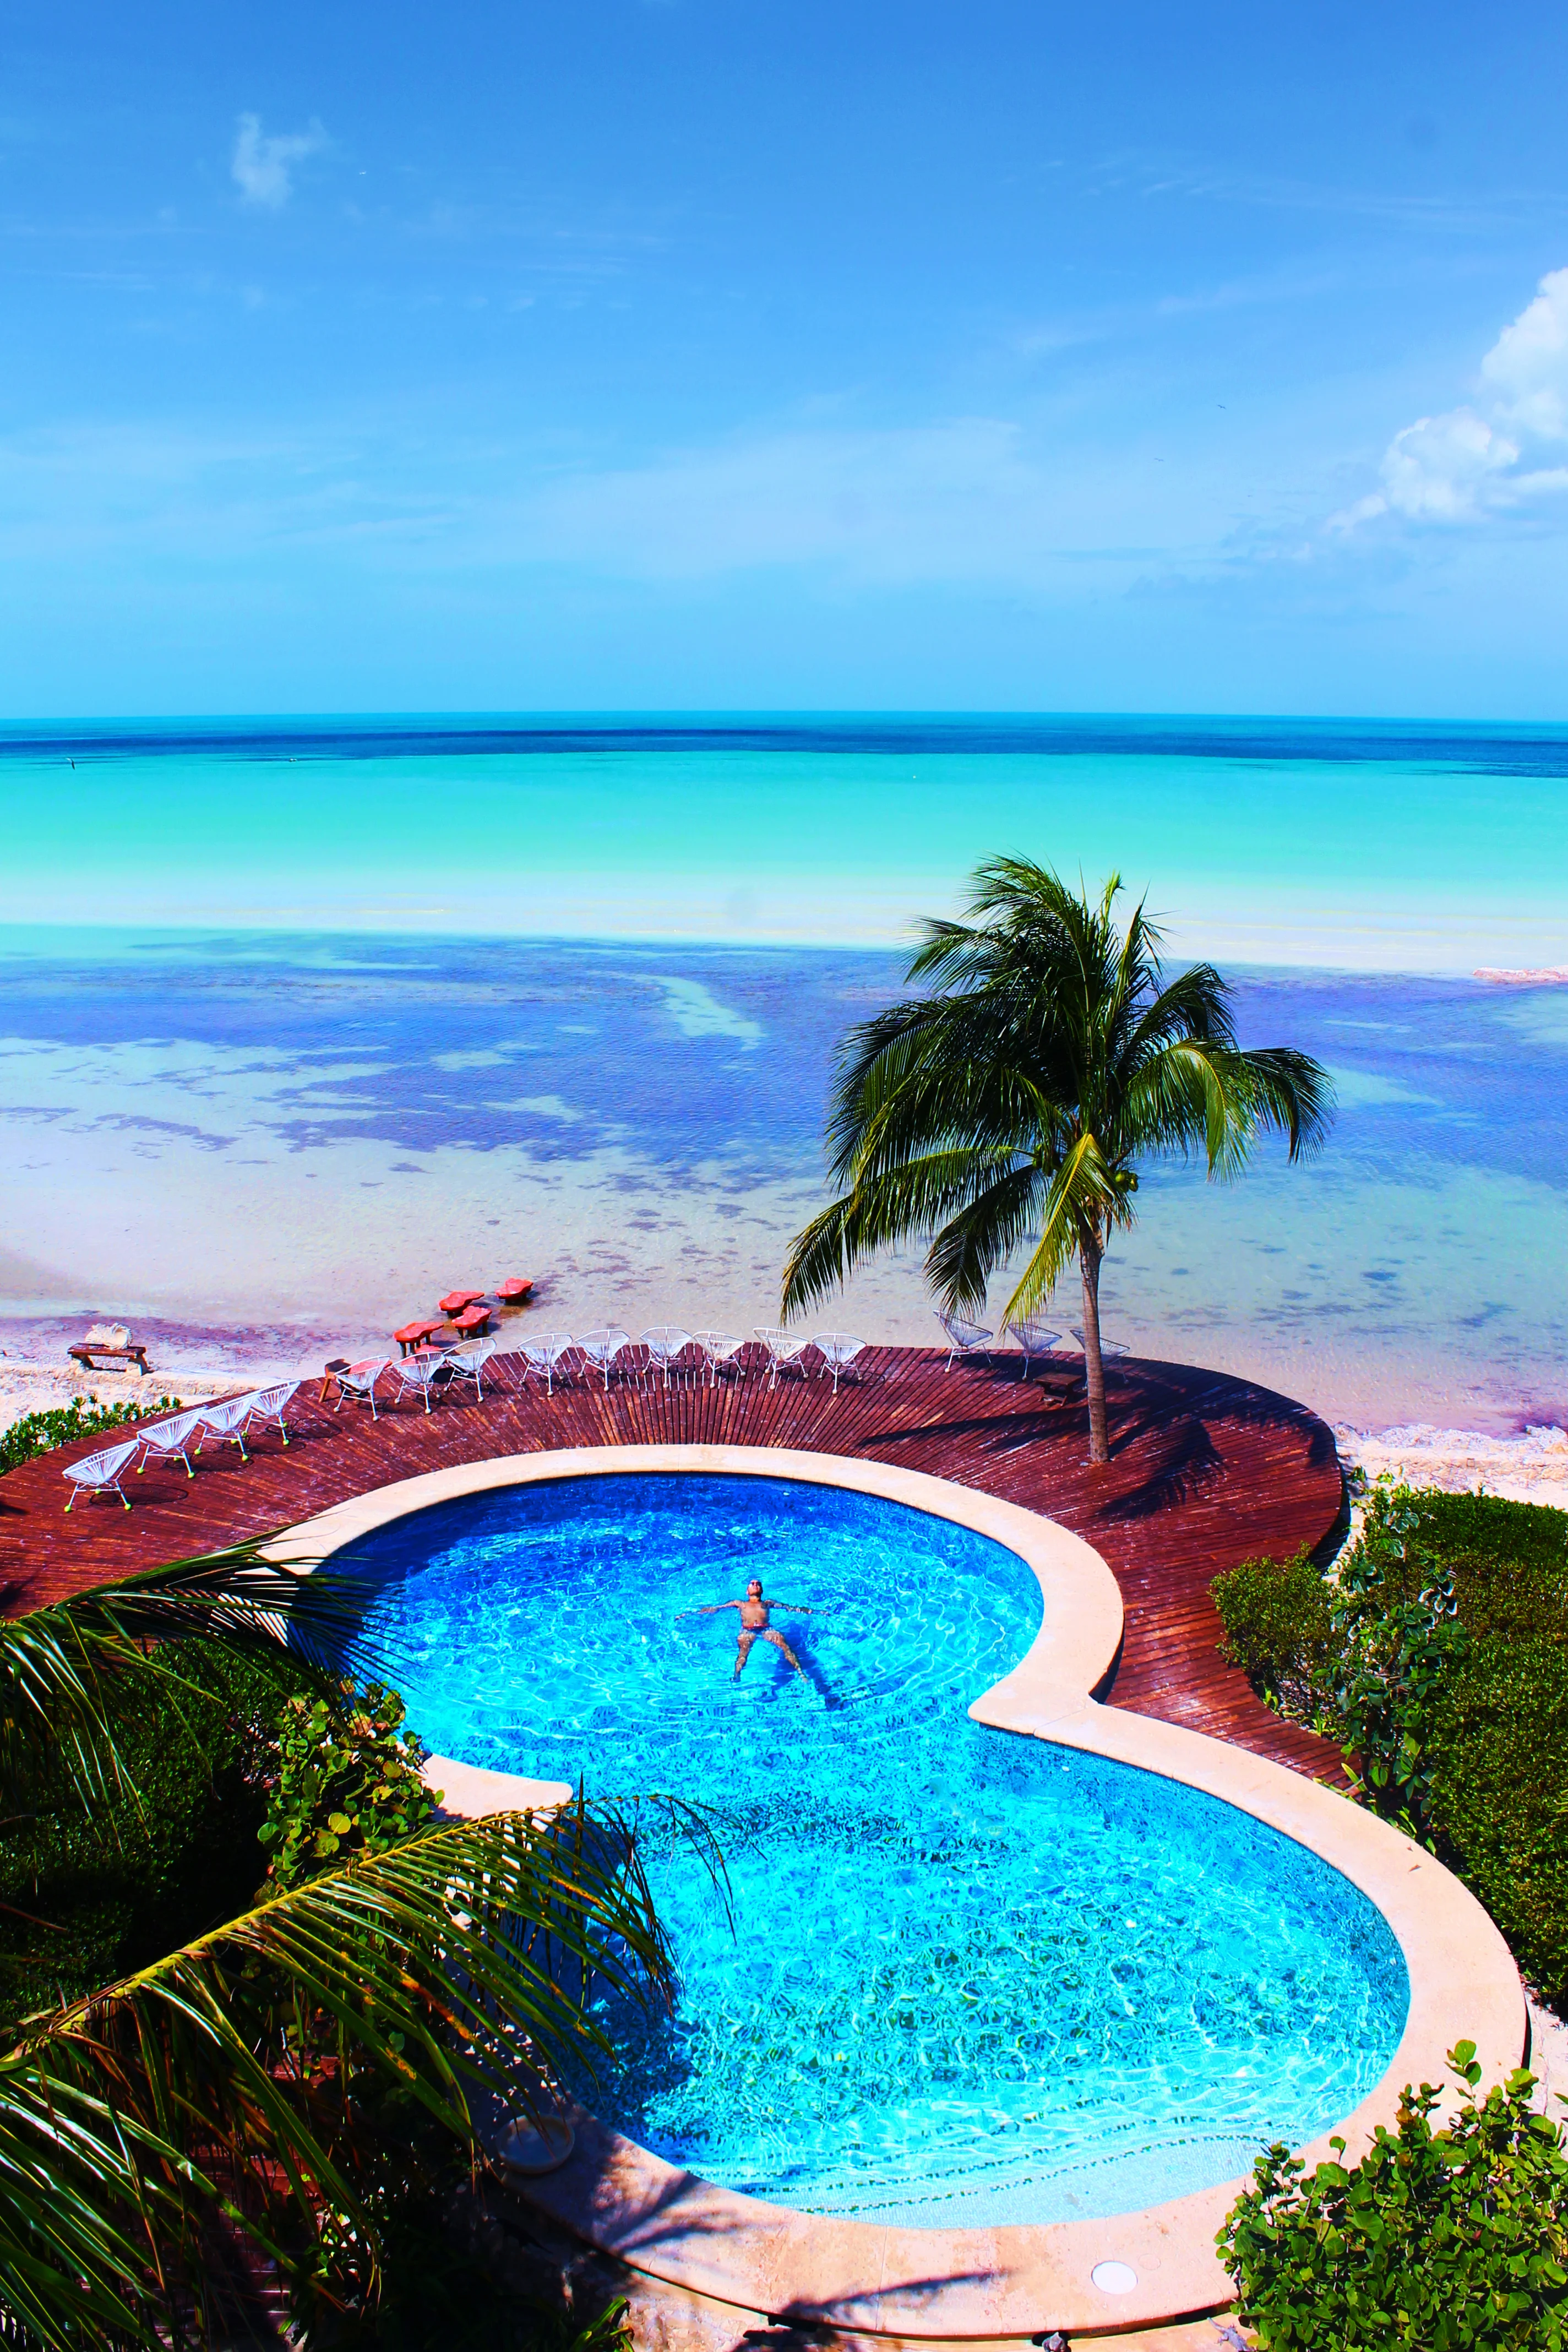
[4,1,1567,717]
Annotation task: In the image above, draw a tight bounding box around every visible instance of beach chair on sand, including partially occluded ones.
[520,1335,574,1396]
[63,1438,140,1511]
[438,1288,486,1317]
[333,1360,391,1420]
[753,1326,812,1389]
[935,1310,993,1370]
[132,1404,210,1479]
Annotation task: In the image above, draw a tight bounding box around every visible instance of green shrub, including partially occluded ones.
[1429,1636,1568,2000]
[0,1643,308,2019]
[1212,1547,1336,1720]
[258,1681,439,1890]
[1218,2041,1568,2349]
[1404,1489,1568,1574]
[1212,1483,1568,2001]
[0,1391,182,1476]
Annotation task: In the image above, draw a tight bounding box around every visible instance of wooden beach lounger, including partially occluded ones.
[69,1337,153,1373]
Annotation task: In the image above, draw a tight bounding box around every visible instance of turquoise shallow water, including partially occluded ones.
[339,1473,1410,2225]
[3,715,1567,1424]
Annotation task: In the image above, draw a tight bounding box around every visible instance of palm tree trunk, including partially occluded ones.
[1079,1232,1109,1466]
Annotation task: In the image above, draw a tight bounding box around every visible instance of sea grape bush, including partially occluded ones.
[0,1392,182,1476]
[259,1681,440,1890]
[1330,1514,1472,1844]
[1218,2042,1568,2350]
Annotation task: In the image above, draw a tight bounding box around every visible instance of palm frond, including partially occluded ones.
[782,1147,1020,1314]
[1,1543,374,1822]
[2,1799,677,2352]
[998,1132,1120,1326]
[924,1161,1048,1314]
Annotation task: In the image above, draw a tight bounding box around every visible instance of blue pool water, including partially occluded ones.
[340,1473,1409,2225]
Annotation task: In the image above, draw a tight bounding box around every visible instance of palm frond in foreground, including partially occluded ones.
[2,1799,675,2350]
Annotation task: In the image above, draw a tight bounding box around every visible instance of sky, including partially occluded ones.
[3,1,1568,717]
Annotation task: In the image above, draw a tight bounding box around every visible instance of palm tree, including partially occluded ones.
[1,1545,676,2349]
[783,859,1333,1465]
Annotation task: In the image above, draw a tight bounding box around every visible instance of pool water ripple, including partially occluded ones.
[340,1473,1409,2225]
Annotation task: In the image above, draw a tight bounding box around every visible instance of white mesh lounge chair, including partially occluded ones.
[63,1437,140,1511]
[753,1326,812,1389]
[132,1404,210,1478]
[431,1337,496,1403]
[393,1351,446,1414]
[332,1360,391,1420]
[812,1332,864,1395]
[194,1391,259,1462]
[238,1379,300,1446]
[692,1330,745,1385]
[577,1328,634,1390]
[1069,1327,1129,1359]
[1006,1316,1062,1380]
[935,1311,993,1370]
[521,1334,575,1396]
[639,1326,692,1390]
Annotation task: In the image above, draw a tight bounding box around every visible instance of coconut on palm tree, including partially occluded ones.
[782,858,1333,1464]
[1,1544,675,2349]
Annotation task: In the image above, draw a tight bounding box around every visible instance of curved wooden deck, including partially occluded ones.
[0,1345,1343,1778]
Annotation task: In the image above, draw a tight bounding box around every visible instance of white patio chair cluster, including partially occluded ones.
[336,1339,499,1420]
[934,1310,1130,1379]
[62,1381,302,1510]
[504,1325,871,1399]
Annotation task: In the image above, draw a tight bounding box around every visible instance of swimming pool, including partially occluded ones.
[337,1469,1409,2226]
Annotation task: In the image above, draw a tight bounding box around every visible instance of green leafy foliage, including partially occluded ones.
[0,1643,309,2021]
[1428,1638,1568,2000]
[0,1392,182,1477]
[258,1681,440,1889]
[1212,1547,1335,1719]
[1330,1499,1472,1842]
[1211,1479,1568,2000]
[1218,2041,1568,2350]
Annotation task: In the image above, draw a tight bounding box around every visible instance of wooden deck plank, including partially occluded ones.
[0,1345,1343,1781]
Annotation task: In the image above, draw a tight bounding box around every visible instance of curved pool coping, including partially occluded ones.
[266,1442,1526,2339]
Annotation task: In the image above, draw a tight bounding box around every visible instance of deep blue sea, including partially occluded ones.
[1,715,1566,1429]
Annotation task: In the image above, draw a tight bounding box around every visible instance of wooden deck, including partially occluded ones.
[0,1346,1343,1780]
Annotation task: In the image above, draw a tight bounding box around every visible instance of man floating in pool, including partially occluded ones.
[700,1577,814,1680]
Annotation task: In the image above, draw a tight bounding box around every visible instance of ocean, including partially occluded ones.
[2,715,1566,1432]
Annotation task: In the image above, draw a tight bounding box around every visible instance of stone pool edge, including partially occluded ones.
[266,1442,1526,2340]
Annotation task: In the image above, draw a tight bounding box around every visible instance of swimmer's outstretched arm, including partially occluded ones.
[696,1599,741,1614]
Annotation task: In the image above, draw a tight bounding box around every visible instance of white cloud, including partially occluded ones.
[1482,266,1568,438]
[231,112,328,209]
[1336,266,1568,528]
